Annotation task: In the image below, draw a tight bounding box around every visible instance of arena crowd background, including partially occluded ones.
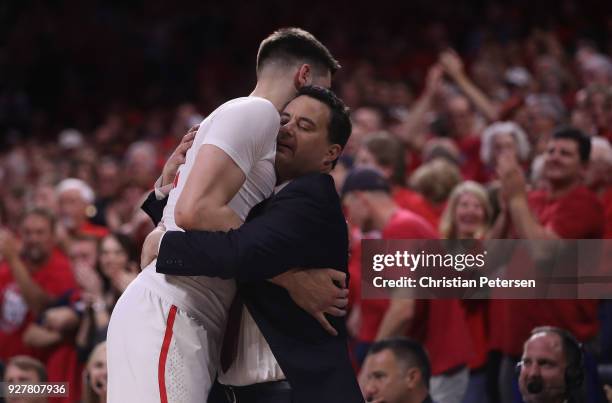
[1,0,612,402]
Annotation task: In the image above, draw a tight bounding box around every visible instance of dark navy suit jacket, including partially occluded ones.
[141,173,364,403]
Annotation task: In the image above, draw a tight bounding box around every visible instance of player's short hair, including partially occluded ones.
[5,355,48,382]
[552,127,591,163]
[297,85,351,168]
[369,337,431,388]
[257,28,340,77]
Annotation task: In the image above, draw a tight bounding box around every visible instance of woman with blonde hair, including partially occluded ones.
[439,180,492,239]
[439,180,493,403]
[82,341,107,403]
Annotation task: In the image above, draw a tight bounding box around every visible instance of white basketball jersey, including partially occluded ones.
[138,96,278,338]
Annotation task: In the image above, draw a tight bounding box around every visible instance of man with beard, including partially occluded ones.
[0,208,77,363]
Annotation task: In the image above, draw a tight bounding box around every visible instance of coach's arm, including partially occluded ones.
[156,175,345,282]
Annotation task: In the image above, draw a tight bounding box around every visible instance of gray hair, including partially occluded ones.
[56,178,95,204]
[480,121,531,166]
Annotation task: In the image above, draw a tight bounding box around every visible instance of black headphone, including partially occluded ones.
[516,326,585,392]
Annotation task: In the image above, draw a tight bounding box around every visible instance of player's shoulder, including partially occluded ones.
[217,96,278,119]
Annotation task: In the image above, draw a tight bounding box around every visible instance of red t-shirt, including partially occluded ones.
[411,299,473,375]
[455,136,487,183]
[0,248,80,402]
[359,209,437,342]
[392,186,440,230]
[0,248,77,361]
[462,300,489,369]
[499,185,604,356]
[527,186,605,239]
[382,209,439,240]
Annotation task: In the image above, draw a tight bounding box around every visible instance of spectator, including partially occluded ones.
[586,137,612,196]
[103,181,153,242]
[438,49,499,123]
[438,181,494,403]
[355,132,439,227]
[64,235,108,360]
[56,179,109,242]
[0,208,77,362]
[124,141,158,189]
[98,233,137,298]
[344,106,386,156]
[2,186,27,233]
[362,338,433,403]
[343,168,471,403]
[479,121,531,181]
[409,158,463,227]
[441,94,487,182]
[31,182,59,216]
[516,94,565,156]
[82,342,107,403]
[518,327,585,403]
[91,157,122,228]
[439,181,492,240]
[573,85,612,139]
[3,355,48,403]
[67,236,99,275]
[493,127,604,403]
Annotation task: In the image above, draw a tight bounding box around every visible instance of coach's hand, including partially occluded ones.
[160,125,198,187]
[140,225,165,269]
[271,268,349,336]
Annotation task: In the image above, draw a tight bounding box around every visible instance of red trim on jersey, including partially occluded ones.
[172,171,180,188]
[158,305,178,403]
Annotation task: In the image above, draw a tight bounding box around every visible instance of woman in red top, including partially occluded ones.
[439,181,494,403]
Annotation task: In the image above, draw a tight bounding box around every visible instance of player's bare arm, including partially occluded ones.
[175,144,244,231]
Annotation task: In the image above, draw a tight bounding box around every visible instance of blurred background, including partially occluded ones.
[1,1,612,402]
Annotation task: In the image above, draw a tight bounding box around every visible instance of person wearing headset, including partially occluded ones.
[518,326,585,403]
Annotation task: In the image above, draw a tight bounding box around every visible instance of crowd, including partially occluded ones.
[1,1,612,402]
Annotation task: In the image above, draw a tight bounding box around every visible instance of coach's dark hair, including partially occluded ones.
[297,85,351,168]
[257,28,340,77]
[369,337,431,388]
[552,127,591,163]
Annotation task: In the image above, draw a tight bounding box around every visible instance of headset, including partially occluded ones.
[516,326,585,395]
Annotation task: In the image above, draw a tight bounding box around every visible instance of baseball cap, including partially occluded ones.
[341,168,391,197]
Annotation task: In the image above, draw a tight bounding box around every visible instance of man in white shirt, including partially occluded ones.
[106,28,341,403]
